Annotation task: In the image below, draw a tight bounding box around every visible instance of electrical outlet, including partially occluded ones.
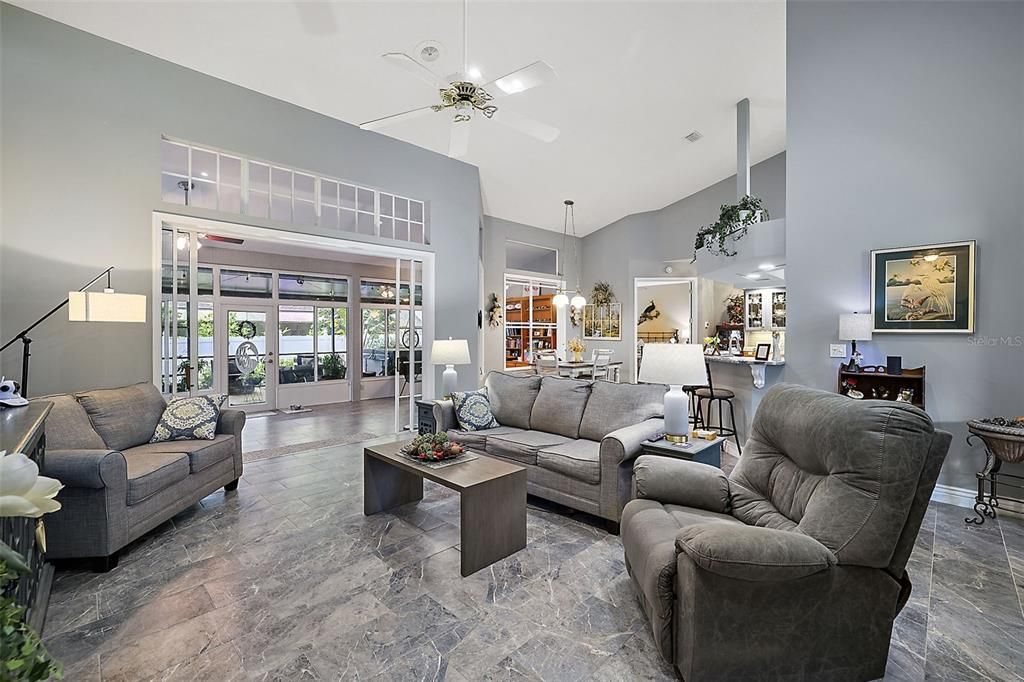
[829,344,847,358]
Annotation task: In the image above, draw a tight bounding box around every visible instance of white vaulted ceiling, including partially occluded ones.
[12,1,785,235]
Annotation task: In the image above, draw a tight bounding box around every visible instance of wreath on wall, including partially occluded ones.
[485,293,503,328]
[591,282,616,306]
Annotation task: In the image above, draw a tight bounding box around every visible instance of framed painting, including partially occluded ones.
[583,303,622,340]
[870,240,975,333]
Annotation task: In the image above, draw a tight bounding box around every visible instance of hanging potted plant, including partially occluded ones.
[691,195,768,262]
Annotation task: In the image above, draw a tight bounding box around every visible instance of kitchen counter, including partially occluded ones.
[706,355,785,367]
[700,355,787,453]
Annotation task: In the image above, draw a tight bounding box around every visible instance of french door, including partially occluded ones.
[222,303,277,411]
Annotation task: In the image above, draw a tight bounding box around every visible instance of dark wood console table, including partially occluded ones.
[0,401,53,633]
[838,363,926,409]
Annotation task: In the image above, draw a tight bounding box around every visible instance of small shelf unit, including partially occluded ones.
[837,363,926,409]
[505,293,557,368]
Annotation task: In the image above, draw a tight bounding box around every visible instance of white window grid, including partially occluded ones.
[160,138,429,245]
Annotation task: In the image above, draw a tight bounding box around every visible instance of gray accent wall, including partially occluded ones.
[580,152,787,382]
[0,4,482,397]
[786,1,1024,489]
[481,215,580,377]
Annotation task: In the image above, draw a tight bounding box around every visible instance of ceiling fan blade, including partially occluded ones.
[482,61,557,98]
[449,121,471,158]
[359,106,435,131]
[492,109,560,143]
[381,52,446,88]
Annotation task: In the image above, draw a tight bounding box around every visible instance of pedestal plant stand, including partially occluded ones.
[965,418,1024,525]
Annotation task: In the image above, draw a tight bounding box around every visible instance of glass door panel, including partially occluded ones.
[224,306,276,410]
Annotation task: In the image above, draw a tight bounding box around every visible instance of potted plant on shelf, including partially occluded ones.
[691,195,769,262]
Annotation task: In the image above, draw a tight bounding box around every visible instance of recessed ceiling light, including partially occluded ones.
[758,263,774,270]
[467,66,482,80]
[200,171,209,177]
[744,273,762,280]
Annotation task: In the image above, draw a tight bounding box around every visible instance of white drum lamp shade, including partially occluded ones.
[638,343,708,442]
[68,289,147,323]
[838,313,873,342]
[431,338,470,397]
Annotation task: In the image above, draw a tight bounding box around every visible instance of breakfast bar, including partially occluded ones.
[702,355,786,451]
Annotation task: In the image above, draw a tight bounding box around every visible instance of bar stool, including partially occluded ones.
[693,362,742,453]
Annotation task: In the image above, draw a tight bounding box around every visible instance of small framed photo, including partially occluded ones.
[754,343,772,361]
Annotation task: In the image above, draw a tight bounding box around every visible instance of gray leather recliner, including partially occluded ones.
[621,383,951,681]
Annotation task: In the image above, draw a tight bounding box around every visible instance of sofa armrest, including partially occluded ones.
[43,449,127,489]
[217,409,246,439]
[675,524,837,582]
[433,399,457,432]
[600,418,665,467]
[599,418,665,521]
[634,456,731,513]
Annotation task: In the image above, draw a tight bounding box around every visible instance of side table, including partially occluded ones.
[415,400,437,435]
[639,436,724,468]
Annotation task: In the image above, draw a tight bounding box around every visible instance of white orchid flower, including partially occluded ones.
[0,451,63,518]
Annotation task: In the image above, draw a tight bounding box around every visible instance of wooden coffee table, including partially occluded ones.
[363,440,527,576]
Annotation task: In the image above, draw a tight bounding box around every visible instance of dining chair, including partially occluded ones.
[578,350,613,380]
[535,350,560,376]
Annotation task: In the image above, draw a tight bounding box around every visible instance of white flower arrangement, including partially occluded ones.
[0,451,62,518]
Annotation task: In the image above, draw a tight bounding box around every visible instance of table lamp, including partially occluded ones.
[431,337,470,397]
[839,313,873,373]
[638,343,708,442]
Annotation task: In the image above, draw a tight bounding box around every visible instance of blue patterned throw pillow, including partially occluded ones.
[151,394,226,442]
[452,390,499,431]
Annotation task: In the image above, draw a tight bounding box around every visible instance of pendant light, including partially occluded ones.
[554,199,585,308]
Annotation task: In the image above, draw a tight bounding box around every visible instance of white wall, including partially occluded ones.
[786,0,1024,489]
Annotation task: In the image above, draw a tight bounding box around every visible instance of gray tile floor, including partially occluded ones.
[241,398,397,454]
[43,435,1024,681]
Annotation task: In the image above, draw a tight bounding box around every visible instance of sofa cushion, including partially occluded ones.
[451,390,500,431]
[151,394,225,442]
[530,377,593,439]
[123,451,190,505]
[486,430,571,465]
[125,434,235,474]
[537,439,602,485]
[579,381,665,441]
[484,372,541,429]
[33,394,107,450]
[76,382,168,451]
[447,426,525,450]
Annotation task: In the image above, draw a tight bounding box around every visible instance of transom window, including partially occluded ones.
[160,138,428,245]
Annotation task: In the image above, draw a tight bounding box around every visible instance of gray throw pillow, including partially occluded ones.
[451,390,500,431]
[151,395,225,442]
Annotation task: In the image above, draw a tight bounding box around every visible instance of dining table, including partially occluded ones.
[530,360,624,382]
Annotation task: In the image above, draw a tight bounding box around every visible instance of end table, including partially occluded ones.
[640,436,724,468]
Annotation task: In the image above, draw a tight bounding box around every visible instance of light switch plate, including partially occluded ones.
[829,344,847,358]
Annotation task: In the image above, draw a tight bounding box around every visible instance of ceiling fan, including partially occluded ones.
[359,0,560,158]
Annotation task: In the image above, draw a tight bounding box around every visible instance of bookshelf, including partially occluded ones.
[505,293,558,368]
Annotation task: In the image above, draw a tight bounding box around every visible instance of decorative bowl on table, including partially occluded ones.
[967,417,1024,464]
[402,432,465,462]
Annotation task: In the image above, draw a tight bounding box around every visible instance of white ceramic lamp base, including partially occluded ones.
[441,365,458,397]
[663,385,690,442]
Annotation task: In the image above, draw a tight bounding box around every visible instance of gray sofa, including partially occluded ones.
[434,372,665,525]
[621,384,951,681]
[33,382,245,570]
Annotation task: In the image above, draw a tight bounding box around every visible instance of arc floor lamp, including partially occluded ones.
[0,267,147,397]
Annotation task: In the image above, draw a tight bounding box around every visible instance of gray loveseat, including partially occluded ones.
[434,372,665,525]
[621,384,951,681]
[33,382,245,570]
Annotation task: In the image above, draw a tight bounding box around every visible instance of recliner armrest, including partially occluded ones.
[433,399,457,432]
[217,409,246,438]
[675,523,837,581]
[43,449,127,489]
[634,456,731,513]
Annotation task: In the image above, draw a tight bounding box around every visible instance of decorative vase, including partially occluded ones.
[572,351,583,362]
